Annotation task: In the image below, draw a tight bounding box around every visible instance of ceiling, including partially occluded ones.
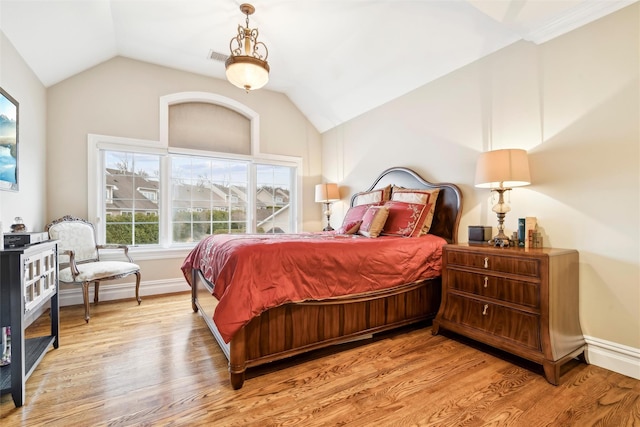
[0,0,635,133]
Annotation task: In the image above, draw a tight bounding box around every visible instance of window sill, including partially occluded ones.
[100,245,194,261]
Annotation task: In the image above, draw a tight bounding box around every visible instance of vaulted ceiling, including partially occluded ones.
[0,0,635,133]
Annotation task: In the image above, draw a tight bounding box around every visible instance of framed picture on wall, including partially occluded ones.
[0,87,18,192]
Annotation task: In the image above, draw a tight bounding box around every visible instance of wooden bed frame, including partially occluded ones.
[190,167,462,389]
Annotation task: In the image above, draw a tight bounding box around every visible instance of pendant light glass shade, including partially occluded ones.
[225,56,269,91]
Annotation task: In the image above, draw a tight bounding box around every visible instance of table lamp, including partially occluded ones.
[475,149,531,245]
[315,183,340,231]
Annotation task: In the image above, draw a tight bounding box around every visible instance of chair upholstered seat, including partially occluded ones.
[58,261,140,283]
[46,215,141,322]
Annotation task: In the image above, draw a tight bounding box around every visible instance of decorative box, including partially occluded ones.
[468,226,492,244]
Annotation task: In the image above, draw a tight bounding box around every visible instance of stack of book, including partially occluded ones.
[518,217,541,248]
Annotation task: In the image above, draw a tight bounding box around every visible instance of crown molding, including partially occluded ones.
[525,0,637,44]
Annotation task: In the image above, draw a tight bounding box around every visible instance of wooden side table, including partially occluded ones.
[433,243,585,385]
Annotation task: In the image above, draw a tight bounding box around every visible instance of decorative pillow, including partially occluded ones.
[358,205,389,238]
[352,185,391,206]
[391,187,438,204]
[341,203,377,227]
[381,201,433,237]
[336,220,362,235]
[391,188,440,234]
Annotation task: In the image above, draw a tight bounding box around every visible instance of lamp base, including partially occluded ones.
[490,188,511,248]
[322,202,334,232]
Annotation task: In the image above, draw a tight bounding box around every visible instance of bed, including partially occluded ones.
[182,167,462,389]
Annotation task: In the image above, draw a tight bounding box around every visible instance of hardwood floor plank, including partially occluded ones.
[1,293,638,427]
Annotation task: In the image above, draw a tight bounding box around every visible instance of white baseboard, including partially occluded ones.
[584,335,640,380]
[58,278,189,307]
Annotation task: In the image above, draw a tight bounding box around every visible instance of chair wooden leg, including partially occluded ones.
[94,281,100,303]
[82,282,90,323]
[135,271,141,305]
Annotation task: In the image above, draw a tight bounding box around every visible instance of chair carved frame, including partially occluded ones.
[46,215,141,322]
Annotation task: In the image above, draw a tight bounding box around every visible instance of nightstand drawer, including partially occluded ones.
[441,294,541,351]
[446,250,539,277]
[447,270,540,308]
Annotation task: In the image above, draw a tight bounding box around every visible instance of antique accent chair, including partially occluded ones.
[46,215,141,322]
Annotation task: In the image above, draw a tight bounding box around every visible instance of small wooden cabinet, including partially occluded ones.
[433,244,585,385]
[0,241,59,407]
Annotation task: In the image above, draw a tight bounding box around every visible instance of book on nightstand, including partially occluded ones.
[518,218,525,247]
[525,217,537,249]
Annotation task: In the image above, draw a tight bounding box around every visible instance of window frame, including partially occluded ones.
[87,92,303,259]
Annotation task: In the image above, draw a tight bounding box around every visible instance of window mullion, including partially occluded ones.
[160,155,172,247]
[248,164,257,233]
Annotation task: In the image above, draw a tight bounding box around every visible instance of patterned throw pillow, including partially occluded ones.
[382,201,433,237]
[391,188,440,234]
[358,205,389,238]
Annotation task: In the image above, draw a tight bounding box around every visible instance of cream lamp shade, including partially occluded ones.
[315,183,340,203]
[475,148,531,246]
[475,148,531,189]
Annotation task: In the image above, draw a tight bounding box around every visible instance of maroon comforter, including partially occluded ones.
[182,233,446,342]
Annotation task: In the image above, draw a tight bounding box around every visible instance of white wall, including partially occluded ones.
[0,32,47,233]
[322,5,639,377]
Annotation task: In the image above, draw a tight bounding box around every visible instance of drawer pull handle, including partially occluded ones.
[484,277,488,288]
[483,257,489,269]
[482,304,489,316]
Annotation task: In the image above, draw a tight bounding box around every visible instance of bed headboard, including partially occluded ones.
[350,167,463,244]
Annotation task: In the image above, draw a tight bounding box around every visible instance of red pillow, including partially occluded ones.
[391,188,440,234]
[336,220,362,235]
[382,201,432,237]
[341,203,381,228]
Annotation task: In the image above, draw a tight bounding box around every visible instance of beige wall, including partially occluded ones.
[43,57,322,292]
[323,5,639,351]
[46,56,322,226]
[0,32,47,232]
[1,4,637,375]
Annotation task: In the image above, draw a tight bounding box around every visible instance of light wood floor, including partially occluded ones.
[1,293,638,426]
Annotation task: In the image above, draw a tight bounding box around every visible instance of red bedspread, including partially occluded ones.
[181,233,446,343]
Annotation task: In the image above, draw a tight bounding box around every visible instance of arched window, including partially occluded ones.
[88,92,301,250]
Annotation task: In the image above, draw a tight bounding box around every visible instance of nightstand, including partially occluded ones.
[433,243,585,385]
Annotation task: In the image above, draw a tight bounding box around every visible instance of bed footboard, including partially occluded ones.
[192,268,441,389]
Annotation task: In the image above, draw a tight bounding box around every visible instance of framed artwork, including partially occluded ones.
[0,87,18,191]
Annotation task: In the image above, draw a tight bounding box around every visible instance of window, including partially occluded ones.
[256,164,293,234]
[88,92,302,251]
[90,139,301,249]
[138,187,158,202]
[171,155,249,243]
[105,185,115,204]
[103,151,161,246]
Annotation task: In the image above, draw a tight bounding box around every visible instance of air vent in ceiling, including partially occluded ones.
[208,50,229,62]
